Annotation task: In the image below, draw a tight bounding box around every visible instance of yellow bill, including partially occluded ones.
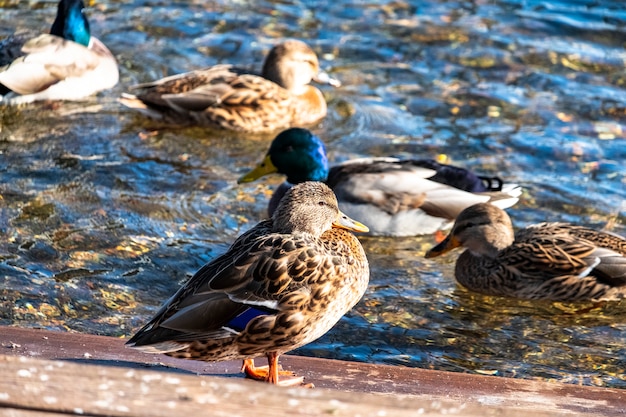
[238,155,278,184]
[333,210,369,233]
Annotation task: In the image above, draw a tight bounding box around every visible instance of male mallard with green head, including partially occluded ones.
[0,0,118,105]
[239,128,521,236]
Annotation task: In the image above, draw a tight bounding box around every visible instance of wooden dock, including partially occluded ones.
[0,326,624,416]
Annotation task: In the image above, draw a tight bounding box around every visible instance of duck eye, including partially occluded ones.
[318,201,325,206]
[455,222,474,234]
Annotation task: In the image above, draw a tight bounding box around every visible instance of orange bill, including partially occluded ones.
[425,234,461,258]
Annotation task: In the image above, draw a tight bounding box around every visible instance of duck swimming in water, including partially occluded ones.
[119,40,339,132]
[0,0,118,105]
[426,203,626,301]
[239,128,521,236]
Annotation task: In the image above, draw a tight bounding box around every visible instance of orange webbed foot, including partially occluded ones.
[433,229,447,243]
[241,356,305,387]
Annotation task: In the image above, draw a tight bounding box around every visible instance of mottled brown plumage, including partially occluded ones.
[127,182,369,385]
[119,40,339,132]
[426,203,626,301]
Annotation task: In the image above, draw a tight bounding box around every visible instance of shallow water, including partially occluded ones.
[1,0,626,388]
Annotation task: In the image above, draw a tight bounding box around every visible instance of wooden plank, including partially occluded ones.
[0,410,70,417]
[0,326,625,416]
[0,355,587,417]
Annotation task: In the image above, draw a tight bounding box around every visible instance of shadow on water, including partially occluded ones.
[1,0,625,388]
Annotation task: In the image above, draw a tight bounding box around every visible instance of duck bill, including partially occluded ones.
[425,234,460,258]
[314,71,341,87]
[333,210,369,233]
[238,155,278,184]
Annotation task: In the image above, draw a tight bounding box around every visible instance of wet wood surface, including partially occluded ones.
[0,326,624,416]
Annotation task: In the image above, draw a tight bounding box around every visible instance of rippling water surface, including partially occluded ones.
[1,0,626,388]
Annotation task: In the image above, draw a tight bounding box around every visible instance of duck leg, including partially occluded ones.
[241,358,263,380]
[433,229,448,243]
[241,353,304,386]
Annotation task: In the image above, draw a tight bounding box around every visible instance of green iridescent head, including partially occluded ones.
[50,0,91,47]
[238,128,329,185]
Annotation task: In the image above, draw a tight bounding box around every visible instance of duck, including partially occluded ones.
[126,181,370,386]
[119,40,340,132]
[425,203,626,301]
[0,0,119,105]
[238,128,522,236]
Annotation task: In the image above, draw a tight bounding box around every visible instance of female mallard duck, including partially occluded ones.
[426,203,626,301]
[0,0,119,105]
[238,128,521,236]
[119,40,339,132]
[126,182,370,386]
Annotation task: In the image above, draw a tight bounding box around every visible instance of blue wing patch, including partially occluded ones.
[225,307,268,332]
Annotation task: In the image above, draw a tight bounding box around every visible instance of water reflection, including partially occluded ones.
[1,0,625,388]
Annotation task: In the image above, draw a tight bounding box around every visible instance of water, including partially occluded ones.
[1,0,625,388]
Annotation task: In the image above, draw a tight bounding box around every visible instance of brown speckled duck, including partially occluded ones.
[119,40,339,132]
[426,203,626,301]
[126,182,369,386]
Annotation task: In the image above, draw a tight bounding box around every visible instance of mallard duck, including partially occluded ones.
[119,40,340,132]
[425,203,626,301]
[0,0,119,105]
[126,182,370,386]
[238,128,522,236]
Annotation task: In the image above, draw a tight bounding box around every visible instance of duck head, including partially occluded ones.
[426,203,515,259]
[238,128,329,185]
[50,0,91,47]
[272,181,368,235]
[261,40,340,94]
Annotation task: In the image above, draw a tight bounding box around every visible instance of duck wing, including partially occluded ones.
[127,222,334,347]
[0,30,35,67]
[404,159,504,192]
[125,65,292,130]
[161,74,291,113]
[127,65,242,106]
[126,220,272,346]
[0,34,102,95]
[565,225,626,286]
[328,158,501,217]
[506,223,626,287]
[127,65,289,110]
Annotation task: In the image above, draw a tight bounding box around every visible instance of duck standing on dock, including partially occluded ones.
[119,40,340,132]
[238,128,522,236]
[0,0,119,105]
[426,203,626,301]
[127,182,370,386]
